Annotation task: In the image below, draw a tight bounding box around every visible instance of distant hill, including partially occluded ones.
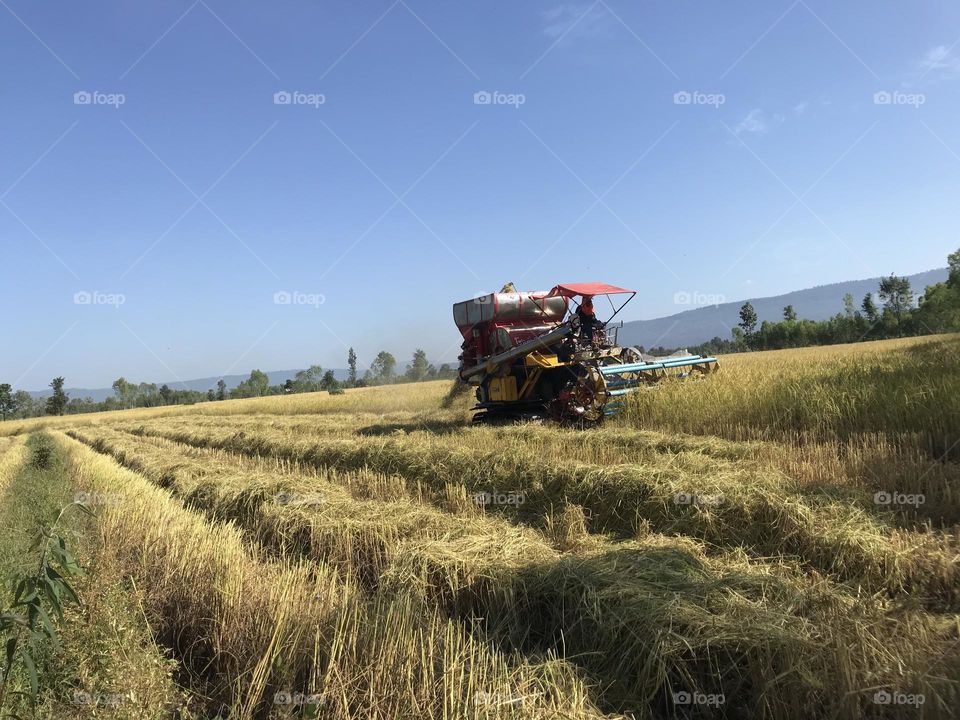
[28,368,351,403]
[619,268,948,350]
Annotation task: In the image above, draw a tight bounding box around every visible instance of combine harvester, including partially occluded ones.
[454,282,719,425]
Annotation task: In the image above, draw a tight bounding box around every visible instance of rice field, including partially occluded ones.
[0,334,958,719]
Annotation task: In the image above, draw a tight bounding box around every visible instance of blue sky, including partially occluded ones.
[2,1,959,389]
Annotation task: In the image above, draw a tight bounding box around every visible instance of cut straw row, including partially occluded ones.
[56,431,615,720]
[117,420,960,611]
[72,426,960,718]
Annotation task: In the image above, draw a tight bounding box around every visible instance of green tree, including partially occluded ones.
[0,384,13,420]
[111,377,134,409]
[66,396,98,414]
[320,370,338,391]
[137,383,159,407]
[731,326,745,350]
[738,302,758,347]
[782,305,797,322]
[366,351,396,385]
[437,363,456,379]
[45,377,68,416]
[248,370,269,397]
[862,293,879,324]
[347,348,358,387]
[12,391,33,419]
[948,247,960,287]
[405,349,430,382]
[216,379,227,401]
[917,284,958,331]
[206,389,216,402]
[159,384,173,404]
[878,274,914,321]
[292,365,324,393]
[843,293,856,318]
[230,370,270,399]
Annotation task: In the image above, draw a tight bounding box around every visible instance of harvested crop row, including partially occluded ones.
[74,426,960,718]
[58,432,347,716]
[121,420,960,611]
[55,432,616,720]
[0,435,27,490]
[73,425,830,595]
[122,411,960,526]
[67,425,556,596]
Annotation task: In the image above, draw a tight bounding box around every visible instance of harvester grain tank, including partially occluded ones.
[453,282,719,425]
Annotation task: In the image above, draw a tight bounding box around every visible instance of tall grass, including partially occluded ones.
[623,335,960,457]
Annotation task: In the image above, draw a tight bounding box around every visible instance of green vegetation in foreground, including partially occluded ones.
[0,434,188,719]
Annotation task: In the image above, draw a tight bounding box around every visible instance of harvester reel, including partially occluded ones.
[552,367,608,427]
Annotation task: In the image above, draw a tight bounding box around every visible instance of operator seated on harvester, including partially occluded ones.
[575,295,601,344]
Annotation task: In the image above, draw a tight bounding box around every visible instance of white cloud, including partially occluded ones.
[793,101,809,114]
[735,108,768,135]
[920,44,960,74]
[541,4,611,40]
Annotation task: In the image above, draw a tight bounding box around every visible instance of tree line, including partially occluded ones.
[0,347,457,420]
[656,247,960,356]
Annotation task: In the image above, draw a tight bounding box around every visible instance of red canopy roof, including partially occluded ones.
[545,282,634,298]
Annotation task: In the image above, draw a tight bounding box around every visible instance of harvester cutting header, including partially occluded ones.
[454,282,719,425]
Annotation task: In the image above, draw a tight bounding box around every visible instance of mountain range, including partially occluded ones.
[617,268,948,350]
